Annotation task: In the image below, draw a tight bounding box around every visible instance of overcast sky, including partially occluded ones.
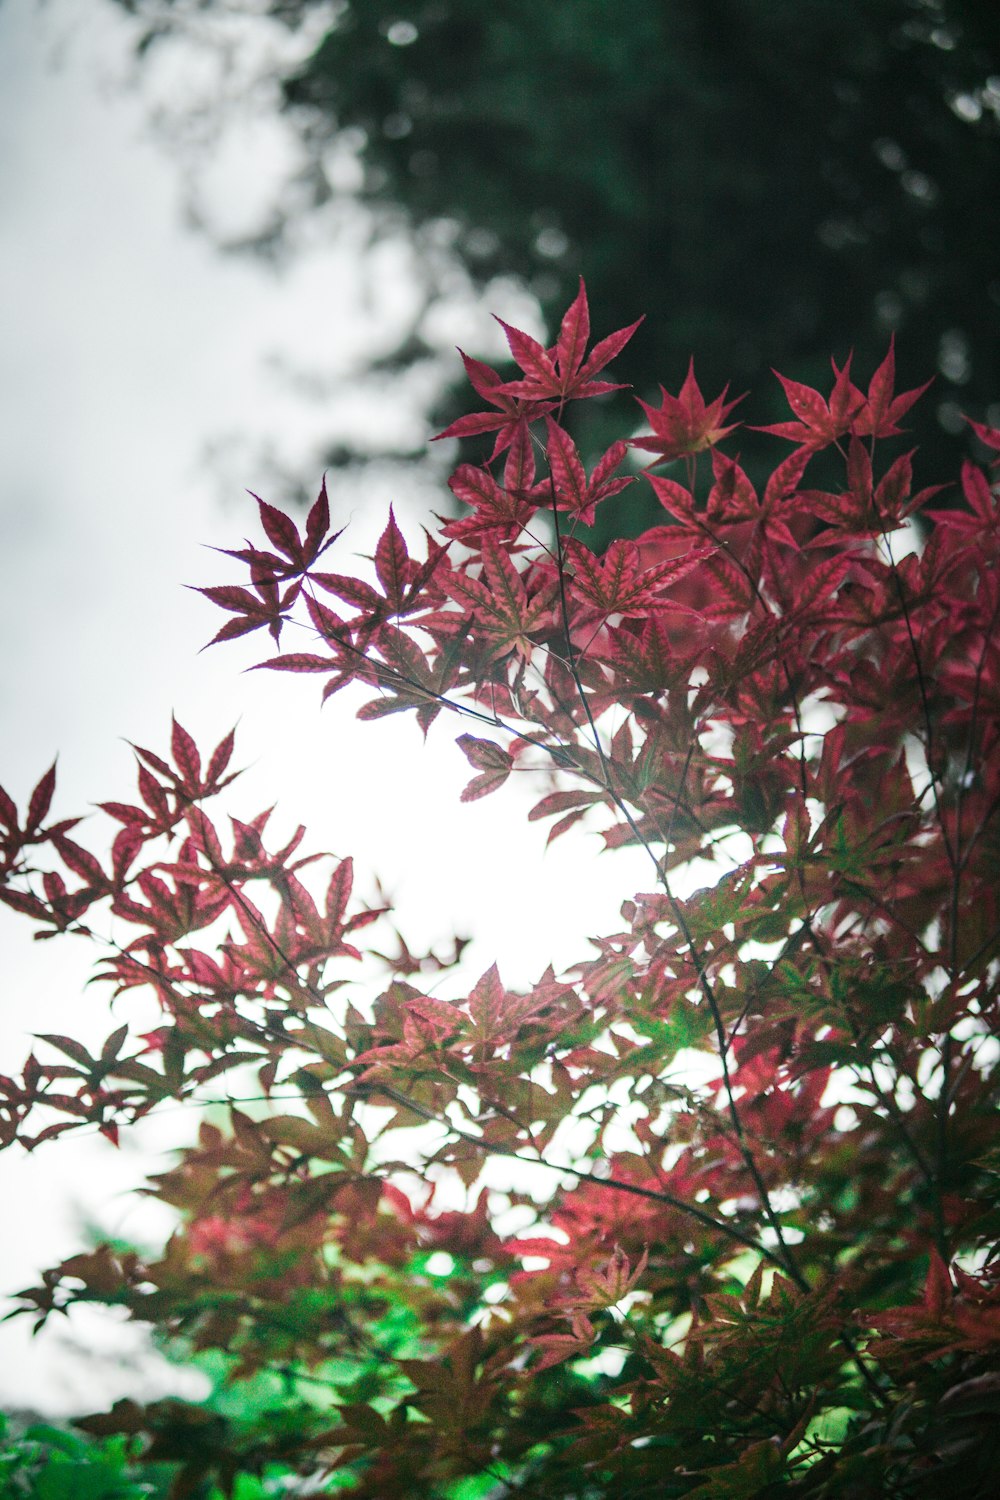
[0,0,655,1414]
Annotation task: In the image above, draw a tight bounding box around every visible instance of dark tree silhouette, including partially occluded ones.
[119,0,1000,537]
[117,0,999,537]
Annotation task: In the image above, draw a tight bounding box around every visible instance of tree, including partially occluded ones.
[2,283,999,1496]
[116,0,1000,541]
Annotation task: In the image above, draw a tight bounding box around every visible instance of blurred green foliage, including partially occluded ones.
[0,1413,172,1500]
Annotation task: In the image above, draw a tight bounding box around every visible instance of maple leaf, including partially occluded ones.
[259,592,365,705]
[112,866,231,945]
[754,354,866,450]
[597,616,697,697]
[924,458,999,543]
[527,787,602,846]
[851,336,932,439]
[196,577,300,646]
[446,540,557,660]
[644,475,704,546]
[161,718,239,804]
[432,356,556,459]
[575,1243,649,1312]
[99,726,239,842]
[529,1311,597,1371]
[458,963,566,1066]
[49,831,112,899]
[442,463,540,544]
[797,441,943,535]
[565,537,704,620]
[545,420,635,525]
[704,450,758,522]
[456,735,514,802]
[0,764,72,884]
[630,360,744,465]
[217,480,342,582]
[357,625,452,735]
[965,413,1000,462]
[502,415,544,500]
[183,805,315,886]
[492,277,643,404]
[312,508,448,635]
[279,858,377,966]
[864,1253,1000,1360]
[26,762,57,836]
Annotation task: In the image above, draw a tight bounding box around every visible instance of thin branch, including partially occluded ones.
[352,1080,794,1272]
[545,475,802,1283]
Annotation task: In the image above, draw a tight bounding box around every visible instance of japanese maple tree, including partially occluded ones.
[2,281,999,1497]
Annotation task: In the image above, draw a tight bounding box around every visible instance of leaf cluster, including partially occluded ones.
[2,284,1000,1496]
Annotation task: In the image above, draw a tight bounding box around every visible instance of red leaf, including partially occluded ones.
[545,419,589,514]
[554,277,591,383]
[567,539,699,618]
[0,782,18,833]
[0,887,50,920]
[762,448,811,509]
[304,592,348,642]
[136,768,172,831]
[205,728,237,789]
[924,1250,953,1319]
[528,789,599,822]
[304,475,330,561]
[457,736,514,800]
[449,464,506,511]
[960,459,995,521]
[579,318,644,384]
[494,281,642,403]
[374,506,410,612]
[460,767,512,802]
[51,833,108,890]
[861,338,898,435]
[457,735,514,773]
[853,336,932,438]
[99,801,148,827]
[789,554,852,620]
[170,717,201,791]
[647,474,697,526]
[777,373,836,430]
[756,363,863,448]
[35,1033,95,1069]
[503,418,536,496]
[847,436,873,503]
[631,361,742,464]
[311,573,381,612]
[198,584,262,614]
[965,414,1000,458]
[26,763,56,834]
[254,494,302,563]
[435,410,513,442]
[545,808,591,844]
[254,653,336,673]
[495,317,558,390]
[699,552,755,617]
[432,349,558,457]
[325,857,354,933]
[112,825,145,883]
[591,439,630,493]
[205,615,270,646]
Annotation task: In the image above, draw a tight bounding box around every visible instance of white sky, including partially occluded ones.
[0,0,653,1413]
